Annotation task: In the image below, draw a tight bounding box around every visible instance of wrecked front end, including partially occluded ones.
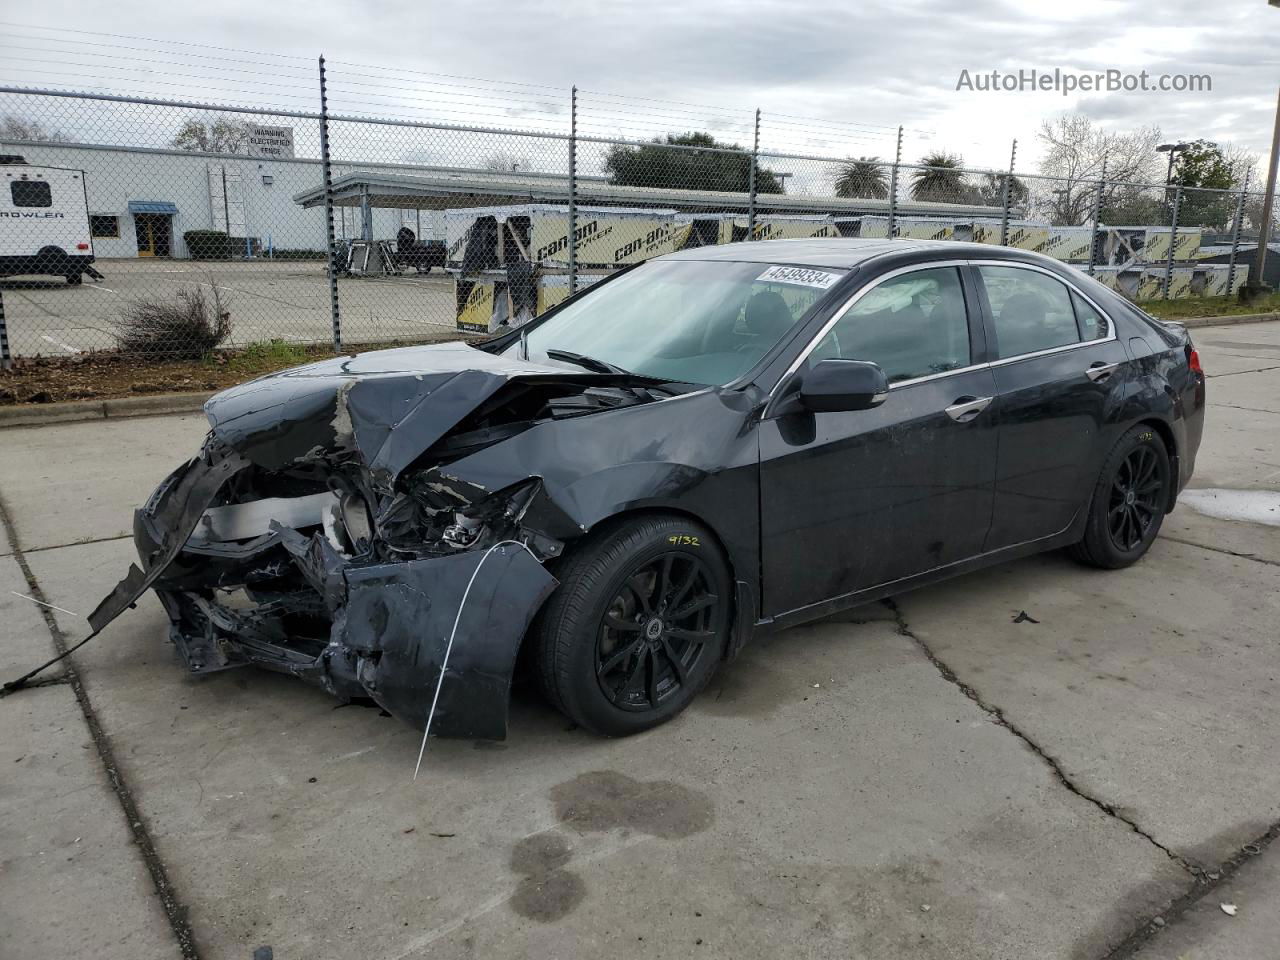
[92,345,670,739]
[117,438,555,739]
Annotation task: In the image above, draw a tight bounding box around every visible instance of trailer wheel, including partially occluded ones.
[38,246,69,277]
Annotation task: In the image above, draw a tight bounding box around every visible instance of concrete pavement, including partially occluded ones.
[1,260,458,357]
[1,321,1278,960]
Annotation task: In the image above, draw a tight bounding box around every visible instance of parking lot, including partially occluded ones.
[1,259,459,356]
[1,320,1278,960]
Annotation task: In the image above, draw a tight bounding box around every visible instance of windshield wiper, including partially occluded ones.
[544,349,632,376]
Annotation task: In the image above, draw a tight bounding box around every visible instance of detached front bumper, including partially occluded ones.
[96,446,558,740]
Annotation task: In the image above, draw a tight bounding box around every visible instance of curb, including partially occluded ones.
[0,391,211,429]
[0,311,1276,428]
[1180,311,1279,328]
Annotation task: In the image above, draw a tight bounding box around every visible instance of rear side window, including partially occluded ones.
[979,266,1081,359]
[1071,291,1109,341]
[10,180,52,207]
[813,266,970,383]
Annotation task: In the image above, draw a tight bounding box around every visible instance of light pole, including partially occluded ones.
[1243,85,1280,302]
[1052,187,1071,225]
[1156,142,1189,188]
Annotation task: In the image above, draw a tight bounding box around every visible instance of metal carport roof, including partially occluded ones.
[292,169,1014,219]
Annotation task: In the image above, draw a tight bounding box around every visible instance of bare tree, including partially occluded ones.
[483,151,532,173]
[1036,115,1164,224]
[172,118,250,154]
[0,113,69,142]
[1221,143,1259,188]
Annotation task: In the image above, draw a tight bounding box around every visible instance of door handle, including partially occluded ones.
[1086,361,1121,382]
[944,396,993,423]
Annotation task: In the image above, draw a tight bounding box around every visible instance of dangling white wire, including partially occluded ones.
[413,539,538,780]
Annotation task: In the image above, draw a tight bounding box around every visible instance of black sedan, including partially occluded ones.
[89,239,1205,740]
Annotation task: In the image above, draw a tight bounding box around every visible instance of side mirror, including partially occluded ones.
[799,359,889,413]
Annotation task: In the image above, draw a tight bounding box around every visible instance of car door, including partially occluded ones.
[759,263,999,618]
[973,263,1131,551]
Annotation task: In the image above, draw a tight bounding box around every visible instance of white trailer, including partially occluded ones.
[0,156,100,283]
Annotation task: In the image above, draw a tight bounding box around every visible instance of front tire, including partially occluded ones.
[534,515,730,736]
[1069,425,1171,569]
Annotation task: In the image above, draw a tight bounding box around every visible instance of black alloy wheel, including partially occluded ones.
[1069,424,1171,569]
[595,552,719,711]
[1107,445,1164,551]
[534,514,730,736]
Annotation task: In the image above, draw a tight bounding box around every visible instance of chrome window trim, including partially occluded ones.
[969,260,1118,362]
[771,259,973,392]
[768,258,1119,403]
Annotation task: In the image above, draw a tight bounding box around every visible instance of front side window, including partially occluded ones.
[979,266,1081,359]
[507,259,844,385]
[10,180,52,207]
[811,266,971,383]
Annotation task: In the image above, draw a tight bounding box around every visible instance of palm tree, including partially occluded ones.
[834,157,888,199]
[910,152,967,202]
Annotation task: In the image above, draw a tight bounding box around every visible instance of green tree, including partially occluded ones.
[172,118,250,154]
[910,152,967,202]
[1171,140,1234,190]
[1172,140,1240,229]
[834,157,888,199]
[977,172,1029,210]
[604,132,782,194]
[1099,189,1168,226]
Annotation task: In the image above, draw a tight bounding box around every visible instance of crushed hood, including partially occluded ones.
[204,341,617,486]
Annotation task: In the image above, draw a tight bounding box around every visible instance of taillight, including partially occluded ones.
[1187,346,1202,375]
[76,242,89,250]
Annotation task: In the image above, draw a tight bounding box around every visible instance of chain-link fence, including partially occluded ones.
[0,75,1275,365]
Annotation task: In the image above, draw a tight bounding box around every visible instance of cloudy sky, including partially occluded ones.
[2,0,1277,175]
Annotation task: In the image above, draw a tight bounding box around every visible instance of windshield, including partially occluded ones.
[504,259,844,385]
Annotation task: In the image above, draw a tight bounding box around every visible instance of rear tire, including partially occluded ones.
[1069,424,1171,569]
[534,515,730,736]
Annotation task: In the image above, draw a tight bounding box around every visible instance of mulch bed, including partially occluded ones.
[0,333,468,406]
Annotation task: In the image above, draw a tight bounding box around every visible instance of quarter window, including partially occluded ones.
[812,266,970,383]
[1071,290,1109,341]
[979,266,1081,359]
[10,180,52,207]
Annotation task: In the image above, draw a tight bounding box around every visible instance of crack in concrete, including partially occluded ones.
[1206,363,1280,379]
[886,596,1280,956]
[21,533,135,555]
[883,597,1202,878]
[1206,401,1280,416]
[1163,535,1280,568]
[1102,820,1280,960]
[0,490,202,960]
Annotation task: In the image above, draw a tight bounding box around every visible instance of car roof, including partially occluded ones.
[658,237,1055,271]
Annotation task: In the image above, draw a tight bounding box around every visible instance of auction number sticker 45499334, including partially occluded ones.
[757,265,843,289]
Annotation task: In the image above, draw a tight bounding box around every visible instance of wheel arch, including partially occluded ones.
[561,504,755,661]
[1134,415,1179,511]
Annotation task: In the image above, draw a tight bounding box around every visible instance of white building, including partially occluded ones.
[0,138,449,260]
